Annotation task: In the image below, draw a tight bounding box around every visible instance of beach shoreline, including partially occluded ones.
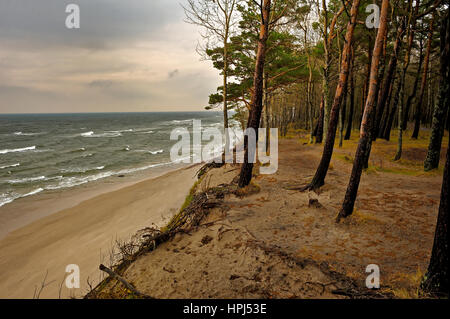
[0,163,201,299]
[0,161,193,240]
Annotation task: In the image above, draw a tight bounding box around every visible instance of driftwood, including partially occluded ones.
[99,264,153,299]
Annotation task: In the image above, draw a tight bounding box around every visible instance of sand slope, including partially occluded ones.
[96,137,443,298]
[0,165,199,299]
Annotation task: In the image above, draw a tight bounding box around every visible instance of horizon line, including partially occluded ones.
[0,110,220,115]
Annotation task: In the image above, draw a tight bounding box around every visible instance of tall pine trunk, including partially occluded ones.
[395,3,417,160]
[223,40,229,149]
[336,0,389,222]
[345,46,355,140]
[302,0,360,191]
[375,23,404,138]
[238,0,271,188]
[412,13,436,139]
[402,40,424,131]
[424,10,450,171]
[420,126,449,297]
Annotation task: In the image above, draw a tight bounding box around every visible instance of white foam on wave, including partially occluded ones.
[107,129,133,133]
[0,193,15,207]
[134,149,163,154]
[13,132,43,136]
[60,166,105,174]
[170,119,195,124]
[7,175,62,184]
[80,131,94,137]
[47,160,180,191]
[23,188,44,197]
[0,163,20,169]
[0,188,44,208]
[0,146,36,155]
[81,131,122,138]
[0,158,191,207]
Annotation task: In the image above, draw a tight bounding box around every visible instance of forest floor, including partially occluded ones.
[91,128,447,299]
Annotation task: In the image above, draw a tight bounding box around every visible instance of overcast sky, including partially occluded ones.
[0,0,221,113]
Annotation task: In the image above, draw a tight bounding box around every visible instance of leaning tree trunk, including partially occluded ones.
[238,0,271,188]
[336,0,389,222]
[302,0,361,191]
[374,23,405,138]
[420,128,449,297]
[424,9,450,171]
[412,13,436,139]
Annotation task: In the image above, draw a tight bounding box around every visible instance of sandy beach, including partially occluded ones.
[0,164,199,299]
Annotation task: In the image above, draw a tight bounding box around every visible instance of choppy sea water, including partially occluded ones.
[0,112,224,207]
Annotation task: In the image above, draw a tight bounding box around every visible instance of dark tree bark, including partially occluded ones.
[424,9,450,171]
[381,76,398,140]
[339,86,348,147]
[359,37,373,128]
[371,32,388,142]
[314,96,325,143]
[420,130,449,297]
[339,42,351,147]
[375,23,405,138]
[379,73,395,138]
[238,0,271,188]
[399,0,421,132]
[402,39,424,131]
[302,0,361,191]
[412,13,436,139]
[336,0,390,222]
[345,47,355,140]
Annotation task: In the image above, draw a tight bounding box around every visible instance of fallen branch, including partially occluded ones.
[99,264,153,299]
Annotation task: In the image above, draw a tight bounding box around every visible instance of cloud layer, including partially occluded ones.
[0,0,220,113]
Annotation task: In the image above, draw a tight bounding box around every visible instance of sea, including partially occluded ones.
[0,112,226,208]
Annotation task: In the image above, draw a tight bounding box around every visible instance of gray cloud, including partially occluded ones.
[0,0,183,50]
[0,0,221,113]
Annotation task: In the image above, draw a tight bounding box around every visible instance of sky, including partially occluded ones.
[0,0,221,113]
